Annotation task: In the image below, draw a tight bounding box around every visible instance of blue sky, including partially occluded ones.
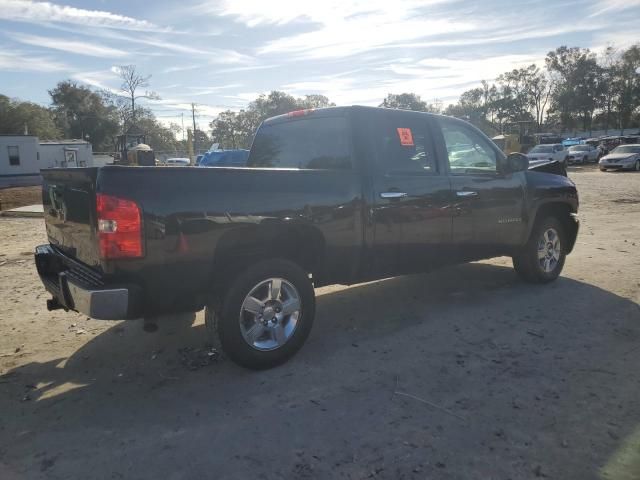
[1,0,639,129]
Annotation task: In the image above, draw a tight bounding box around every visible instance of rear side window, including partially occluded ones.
[375,115,437,174]
[248,117,351,169]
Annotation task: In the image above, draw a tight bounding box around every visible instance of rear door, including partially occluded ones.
[368,110,453,276]
[434,117,526,253]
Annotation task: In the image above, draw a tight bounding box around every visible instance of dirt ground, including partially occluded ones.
[1,166,639,480]
[0,186,41,211]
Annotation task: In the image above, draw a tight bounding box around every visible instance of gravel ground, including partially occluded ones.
[0,166,639,480]
[0,186,41,211]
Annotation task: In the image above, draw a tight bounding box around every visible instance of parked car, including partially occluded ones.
[199,149,249,167]
[527,144,568,165]
[195,154,204,166]
[566,145,599,164]
[34,106,579,369]
[599,144,640,171]
[163,158,191,166]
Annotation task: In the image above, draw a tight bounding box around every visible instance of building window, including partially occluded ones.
[8,146,20,166]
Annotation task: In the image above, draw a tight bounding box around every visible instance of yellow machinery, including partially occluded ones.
[114,134,156,166]
[492,134,522,154]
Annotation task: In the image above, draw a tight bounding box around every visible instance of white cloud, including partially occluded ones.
[13,32,128,58]
[71,69,121,94]
[0,0,161,31]
[209,0,473,59]
[85,29,254,63]
[589,0,640,17]
[212,0,446,27]
[186,84,245,96]
[281,53,546,107]
[0,49,67,72]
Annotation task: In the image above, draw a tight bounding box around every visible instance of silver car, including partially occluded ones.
[527,144,568,165]
[599,144,640,172]
[566,145,599,164]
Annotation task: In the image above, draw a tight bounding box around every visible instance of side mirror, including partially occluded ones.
[504,152,529,173]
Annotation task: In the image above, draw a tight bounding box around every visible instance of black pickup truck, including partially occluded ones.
[35,106,579,369]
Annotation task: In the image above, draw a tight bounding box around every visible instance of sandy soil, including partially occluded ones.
[0,166,639,480]
[0,186,42,211]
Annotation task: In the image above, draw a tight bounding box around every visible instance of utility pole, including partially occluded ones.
[191,103,197,161]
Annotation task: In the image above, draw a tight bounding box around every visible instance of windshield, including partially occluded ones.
[568,145,589,151]
[530,145,553,153]
[612,145,640,154]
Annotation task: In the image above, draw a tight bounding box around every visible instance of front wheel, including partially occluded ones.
[513,217,566,283]
[205,259,315,369]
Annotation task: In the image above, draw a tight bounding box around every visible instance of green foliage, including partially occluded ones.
[49,81,119,150]
[0,94,60,138]
[444,43,639,133]
[209,91,335,149]
[380,93,441,113]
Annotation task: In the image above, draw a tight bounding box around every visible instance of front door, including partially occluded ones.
[369,111,453,276]
[434,117,526,257]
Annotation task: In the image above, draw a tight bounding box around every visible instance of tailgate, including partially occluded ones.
[42,168,101,268]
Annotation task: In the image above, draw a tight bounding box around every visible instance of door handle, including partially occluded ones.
[380,192,408,199]
[456,190,478,197]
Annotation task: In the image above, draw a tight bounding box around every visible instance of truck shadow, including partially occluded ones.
[2,261,640,478]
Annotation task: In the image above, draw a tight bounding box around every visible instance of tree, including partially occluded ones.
[613,45,640,132]
[49,81,119,150]
[380,93,428,111]
[545,46,603,132]
[209,91,336,149]
[0,94,60,138]
[299,94,335,109]
[115,65,159,127]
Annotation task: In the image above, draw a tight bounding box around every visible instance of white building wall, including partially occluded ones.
[0,136,39,176]
[39,142,93,168]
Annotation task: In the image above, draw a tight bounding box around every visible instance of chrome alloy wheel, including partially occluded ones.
[239,278,301,351]
[537,228,561,273]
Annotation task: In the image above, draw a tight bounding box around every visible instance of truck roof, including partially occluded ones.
[262,105,438,126]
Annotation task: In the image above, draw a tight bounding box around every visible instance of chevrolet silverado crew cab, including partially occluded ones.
[35,106,579,369]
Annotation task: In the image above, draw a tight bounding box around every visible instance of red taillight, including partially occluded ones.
[96,193,143,259]
[287,109,314,117]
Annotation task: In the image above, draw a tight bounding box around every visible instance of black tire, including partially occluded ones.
[513,217,566,283]
[205,258,315,370]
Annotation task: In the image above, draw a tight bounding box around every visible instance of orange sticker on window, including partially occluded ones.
[397,128,414,146]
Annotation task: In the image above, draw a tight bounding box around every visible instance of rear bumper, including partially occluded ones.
[34,244,141,320]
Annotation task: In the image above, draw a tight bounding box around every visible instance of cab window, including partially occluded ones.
[439,119,499,174]
[375,116,437,174]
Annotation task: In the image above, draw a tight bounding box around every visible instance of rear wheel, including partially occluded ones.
[205,259,315,369]
[513,217,566,283]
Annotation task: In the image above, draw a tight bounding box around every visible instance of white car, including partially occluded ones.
[566,145,599,164]
[163,158,191,166]
[526,144,567,165]
[599,144,640,172]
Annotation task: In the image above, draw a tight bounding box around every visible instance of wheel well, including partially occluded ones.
[209,225,325,291]
[532,202,578,253]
